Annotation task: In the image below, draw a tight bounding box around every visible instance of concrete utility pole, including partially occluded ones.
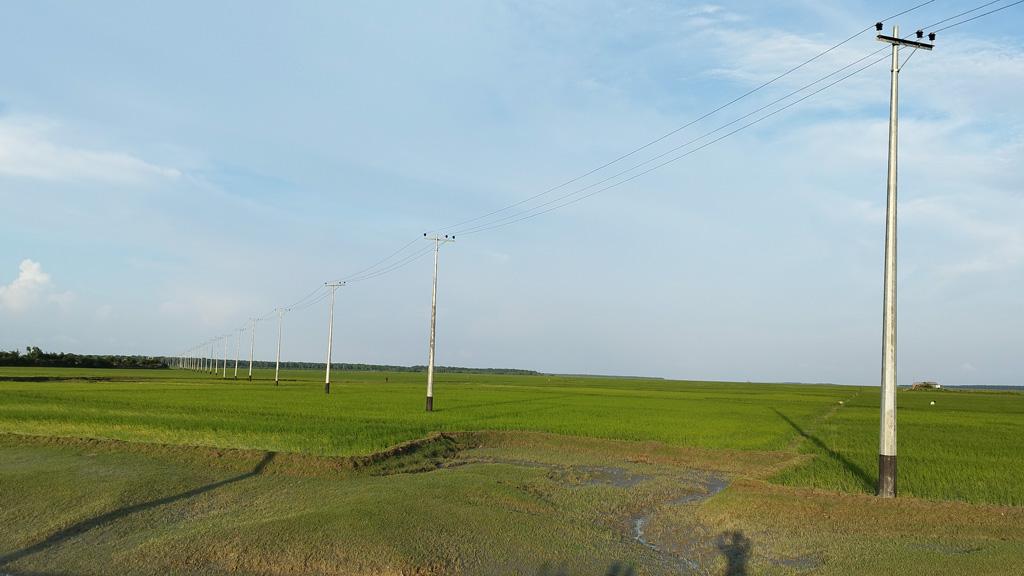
[211,341,217,374]
[274,308,286,386]
[875,24,933,498]
[222,336,228,378]
[248,318,256,381]
[424,233,454,412]
[324,282,344,394]
[234,328,242,379]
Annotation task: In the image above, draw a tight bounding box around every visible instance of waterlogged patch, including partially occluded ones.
[628,473,731,573]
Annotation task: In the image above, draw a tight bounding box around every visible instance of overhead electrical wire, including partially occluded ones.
[455,53,893,237]
[931,0,1024,33]
[182,0,1024,353]
[301,0,941,286]
[434,0,938,236]
[450,45,893,236]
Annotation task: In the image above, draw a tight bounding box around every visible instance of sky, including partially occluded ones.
[1,1,1022,386]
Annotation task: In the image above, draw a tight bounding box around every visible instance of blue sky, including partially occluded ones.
[1,1,1022,385]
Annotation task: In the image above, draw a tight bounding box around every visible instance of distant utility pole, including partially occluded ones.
[424,233,454,412]
[211,340,217,374]
[234,328,242,379]
[324,282,344,394]
[248,318,256,381]
[222,336,228,378]
[274,308,286,386]
[875,23,933,498]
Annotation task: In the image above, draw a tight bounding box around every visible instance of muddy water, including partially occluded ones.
[629,474,730,573]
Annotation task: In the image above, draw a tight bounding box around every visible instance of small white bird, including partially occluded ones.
[930,401,936,406]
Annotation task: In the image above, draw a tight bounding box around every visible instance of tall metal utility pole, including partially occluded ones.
[234,328,242,379]
[274,308,286,386]
[424,233,454,412]
[324,282,344,394]
[875,24,933,498]
[248,318,256,381]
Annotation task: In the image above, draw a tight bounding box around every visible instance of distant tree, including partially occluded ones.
[0,347,169,369]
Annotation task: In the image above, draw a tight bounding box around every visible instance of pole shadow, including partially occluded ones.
[714,531,751,576]
[0,452,276,568]
[773,409,873,491]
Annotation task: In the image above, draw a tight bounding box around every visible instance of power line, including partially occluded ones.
[284,284,328,311]
[338,237,422,282]
[918,0,1004,30]
[434,0,937,236]
[345,245,437,283]
[458,53,892,237]
[452,45,892,236]
[289,289,331,312]
[286,1,940,291]
[183,0,1024,352]
[932,0,1024,33]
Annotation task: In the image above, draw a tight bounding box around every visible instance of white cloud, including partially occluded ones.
[0,259,74,312]
[0,116,181,184]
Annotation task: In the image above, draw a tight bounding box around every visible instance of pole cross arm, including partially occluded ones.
[876,35,933,50]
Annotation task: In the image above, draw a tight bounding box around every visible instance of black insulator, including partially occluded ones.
[929,32,936,41]
[875,22,883,31]
[916,30,924,38]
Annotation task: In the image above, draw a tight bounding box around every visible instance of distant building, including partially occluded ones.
[912,381,941,390]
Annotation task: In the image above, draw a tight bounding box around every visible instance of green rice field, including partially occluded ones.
[1,366,1020,505]
[1,367,1022,575]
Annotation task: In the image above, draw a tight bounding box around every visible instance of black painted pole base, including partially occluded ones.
[877,454,897,497]
[426,396,433,412]
[274,380,279,386]
[248,376,252,381]
[325,382,331,394]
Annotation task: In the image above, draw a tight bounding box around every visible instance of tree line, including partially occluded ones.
[0,347,169,369]
[0,348,540,375]
[223,359,539,375]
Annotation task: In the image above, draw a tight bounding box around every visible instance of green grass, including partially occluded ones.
[0,367,847,454]
[2,432,1021,576]
[772,387,1024,505]
[1,367,1022,505]
[2,367,1023,575]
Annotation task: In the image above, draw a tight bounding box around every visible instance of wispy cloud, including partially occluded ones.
[0,116,181,184]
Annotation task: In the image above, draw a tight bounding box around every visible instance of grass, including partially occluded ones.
[771,387,1024,505]
[1,367,1022,505]
[1,367,1023,575]
[1,431,1021,576]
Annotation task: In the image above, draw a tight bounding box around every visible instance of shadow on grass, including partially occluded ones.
[773,409,873,491]
[0,452,276,568]
[715,530,751,575]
